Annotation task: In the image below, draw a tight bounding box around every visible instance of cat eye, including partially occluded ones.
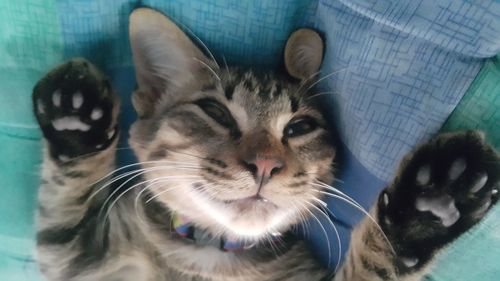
[284,117,317,138]
[195,99,236,129]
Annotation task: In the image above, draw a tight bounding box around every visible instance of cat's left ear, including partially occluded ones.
[129,8,212,117]
[284,28,324,80]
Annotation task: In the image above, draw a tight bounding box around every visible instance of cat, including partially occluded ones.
[32,7,499,281]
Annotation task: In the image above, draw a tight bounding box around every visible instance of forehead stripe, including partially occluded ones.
[290,96,299,112]
[201,83,217,92]
[225,83,236,100]
[272,82,283,98]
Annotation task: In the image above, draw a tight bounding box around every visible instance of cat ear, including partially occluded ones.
[129,8,211,117]
[284,28,324,81]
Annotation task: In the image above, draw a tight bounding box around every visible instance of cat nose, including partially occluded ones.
[242,156,285,186]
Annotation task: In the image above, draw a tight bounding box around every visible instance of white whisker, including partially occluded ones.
[305,65,359,92]
[311,197,328,208]
[306,91,339,100]
[312,197,337,219]
[294,70,321,96]
[222,55,231,79]
[89,162,200,201]
[88,159,201,192]
[303,206,332,266]
[290,201,312,238]
[313,181,363,210]
[314,188,396,254]
[133,177,202,226]
[145,184,184,204]
[193,57,221,82]
[99,166,199,218]
[305,201,341,272]
[177,22,220,69]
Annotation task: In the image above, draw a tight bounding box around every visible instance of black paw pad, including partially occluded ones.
[32,58,119,161]
[378,131,499,272]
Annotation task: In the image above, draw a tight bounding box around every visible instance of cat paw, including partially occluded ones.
[32,58,119,161]
[378,131,499,271]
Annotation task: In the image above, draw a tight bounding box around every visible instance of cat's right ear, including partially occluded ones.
[284,28,324,81]
[129,8,211,117]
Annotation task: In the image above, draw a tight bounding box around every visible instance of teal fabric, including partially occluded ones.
[443,56,500,149]
[0,1,62,280]
[431,54,500,281]
[426,205,500,281]
[1,0,499,280]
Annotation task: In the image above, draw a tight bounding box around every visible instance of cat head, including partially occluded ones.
[128,8,335,240]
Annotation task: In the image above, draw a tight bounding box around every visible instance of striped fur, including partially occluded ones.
[32,8,500,281]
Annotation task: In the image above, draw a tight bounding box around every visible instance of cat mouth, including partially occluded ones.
[223,194,268,204]
[222,195,278,210]
[193,184,278,210]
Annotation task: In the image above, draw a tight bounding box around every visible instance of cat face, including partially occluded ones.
[128,8,335,240]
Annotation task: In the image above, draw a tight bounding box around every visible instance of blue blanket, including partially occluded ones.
[0,0,499,280]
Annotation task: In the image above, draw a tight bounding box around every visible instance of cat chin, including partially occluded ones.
[224,217,291,239]
[172,199,292,239]
[222,201,282,237]
[157,182,296,239]
[207,200,296,240]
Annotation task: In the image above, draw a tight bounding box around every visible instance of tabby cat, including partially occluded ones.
[32,8,499,281]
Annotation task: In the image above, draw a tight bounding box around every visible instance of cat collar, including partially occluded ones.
[172,214,283,252]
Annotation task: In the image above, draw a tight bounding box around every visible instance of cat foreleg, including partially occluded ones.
[33,58,120,279]
[335,131,499,281]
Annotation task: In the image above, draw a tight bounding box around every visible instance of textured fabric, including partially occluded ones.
[429,54,500,281]
[308,0,500,273]
[425,204,500,281]
[0,0,499,280]
[316,0,499,181]
[0,1,62,280]
[442,55,500,149]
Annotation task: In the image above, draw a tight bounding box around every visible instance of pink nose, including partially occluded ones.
[243,157,284,186]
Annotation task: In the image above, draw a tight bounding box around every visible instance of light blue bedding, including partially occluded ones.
[0,1,499,280]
